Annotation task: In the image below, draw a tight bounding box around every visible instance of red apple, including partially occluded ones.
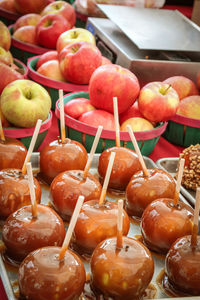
[13,25,37,45]
[13,13,42,31]
[119,101,144,124]
[14,0,50,14]
[37,60,66,82]
[89,64,140,114]
[197,72,200,90]
[0,21,11,51]
[59,41,102,84]
[36,14,71,49]
[64,98,95,119]
[0,0,17,13]
[121,117,154,132]
[176,95,200,120]
[56,28,96,53]
[36,51,58,69]
[0,46,13,65]
[163,76,199,100]
[138,82,179,122]
[41,1,76,28]
[101,56,112,65]
[0,62,24,94]
[78,109,116,131]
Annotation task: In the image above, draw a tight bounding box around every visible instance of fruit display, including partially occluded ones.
[176,95,200,119]
[13,0,51,15]
[0,20,11,51]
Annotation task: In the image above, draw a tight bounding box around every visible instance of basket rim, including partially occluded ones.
[0,7,20,20]
[170,113,200,128]
[3,111,52,138]
[55,92,168,141]
[27,55,89,92]
[14,58,28,78]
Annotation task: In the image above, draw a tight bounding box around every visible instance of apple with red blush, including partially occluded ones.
[0,21,11,51]
[14,0,50,14]
[13,25,37,45]
[37,60,66,82]
[121,117,154,132]
[0,47,13,66]
[101,56,112,65]
[64,98,95,119]
[119,101,144,124]
[89,64,140,114]
[138,81,179,122]
[78,110,116,131]
[36,14,71,49]
[0,62,24,94]
[36,51,58,69]
[0,0,17,13]
[13,13,42,31]
[176,95,200,120]
[59,41,102,84]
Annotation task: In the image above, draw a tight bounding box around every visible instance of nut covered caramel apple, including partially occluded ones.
[18,246,86,300]
[98,147,141,191]
[125,168,176,217]
[0,168,41,219]
[90,236,154,300]
[2,204,65,262]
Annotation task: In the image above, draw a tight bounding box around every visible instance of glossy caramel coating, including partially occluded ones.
[0,169,41,219]
[2,204,65,262]
[141,198,194,254]
[19,246,86,300]
[50,170,102,221]
[0,137,27,170]
[40,138,87,184]
[165,235,200,296]
[125,169,176,217]
[73,200,130,255]
[91,236,154,300]
[98,147,141,191]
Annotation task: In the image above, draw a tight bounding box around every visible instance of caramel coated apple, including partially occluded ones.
[141,198,194,254]
[19,246,86,300]
[0,169,41,219]
[165,235,200,296]
[73,200,130,255]
[40,138,87,184]
[98,147,141,191]
[50,170,102,221]
[2,204,65,262]
[0,137,27,170]
[91,236,154,300]
[125,169,176,217]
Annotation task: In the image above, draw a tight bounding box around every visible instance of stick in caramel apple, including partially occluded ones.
[126,125,149,177]
[174,158,185,205]
[191,187,200,248]
[117,199,124,249]
[99,151,116,206]
[0,113,5,141]
[113,97,120,147]
[59,195,85,260]
[26,162,38,218]
[21,119,42,175]
[59,89,66,144]
[83,125,103,178]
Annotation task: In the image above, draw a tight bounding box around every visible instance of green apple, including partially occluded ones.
[1,79,51,128]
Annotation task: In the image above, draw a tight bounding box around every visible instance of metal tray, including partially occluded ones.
[0,154,199,300]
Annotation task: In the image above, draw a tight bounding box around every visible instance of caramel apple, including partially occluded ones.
[98,146,141,191]
[0,137,27,170]
[141,198,194,254]
[18,246,86,300]
[73,200,130,255]
[0,168,41,219]
[125,168,176,218]
[90,236,154,300]
[50,170,102,221]
[40,138,88,184]
[2,204,65,263]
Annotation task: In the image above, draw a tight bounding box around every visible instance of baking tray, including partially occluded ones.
[0,153,199,300]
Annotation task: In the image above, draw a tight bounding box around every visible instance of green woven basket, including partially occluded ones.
[55,91,167,156]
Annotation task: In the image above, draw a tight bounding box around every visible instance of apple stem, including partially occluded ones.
[113,97,120,147]
[26,162,38,218]
[117,199,123,249]
[0,115,5,141]
[191,187,200,249]
[163,84,171,95]
[59,89,66,144]
[174,158,185,205]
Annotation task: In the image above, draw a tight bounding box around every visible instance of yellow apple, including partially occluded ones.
[121,117,154,132]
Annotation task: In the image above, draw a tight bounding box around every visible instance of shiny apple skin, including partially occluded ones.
[19,246,86,300]
[125,169,176,217]
[141,198,194,254]
[40,138,87,184]
[0,137,27,170]
[2,204,65,262]
[73,200,130,254]
[50,170,102,221]
[165,235,200,296]
[98,147,141,191]
[91,237,154,300]
[0,169,41,219]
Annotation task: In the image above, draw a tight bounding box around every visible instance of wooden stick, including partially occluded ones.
[113,97,120,147]
[117,199,123,249]
[59,195,85,260]
[174,158,185,205]
[99,152,116,206]
[0,114,5,141]
[59,89,66,144]
[127,125,149,176]
[21,119,42,175]
[83,125,103,178]
[191,187,200,248]
[26,162,38,218]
